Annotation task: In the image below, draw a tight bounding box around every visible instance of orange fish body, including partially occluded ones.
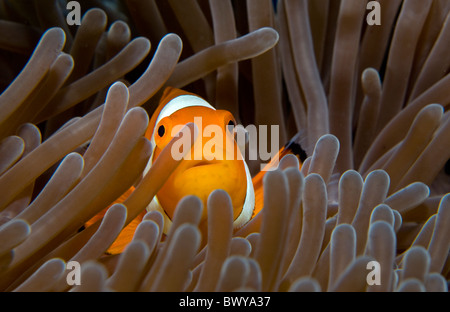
[88,87,303,253]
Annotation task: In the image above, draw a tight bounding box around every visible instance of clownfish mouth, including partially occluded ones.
[187,159,223,169]
[180,159,232,177]
[192,161,213,168]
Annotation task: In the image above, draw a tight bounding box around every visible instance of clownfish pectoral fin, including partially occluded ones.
[105,210,146,254]
[251,132,308,217]
[86,186,135,227]
[86,186,143,254]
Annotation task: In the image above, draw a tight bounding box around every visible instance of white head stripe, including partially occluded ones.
[143,94,215,177]
[151,94,215,149]
[157,94,215,125]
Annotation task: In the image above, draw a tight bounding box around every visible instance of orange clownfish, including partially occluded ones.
[88,87,306,254]
[144,87,255,233]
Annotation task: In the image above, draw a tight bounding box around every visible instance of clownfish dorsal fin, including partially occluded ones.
[251,131,307,216]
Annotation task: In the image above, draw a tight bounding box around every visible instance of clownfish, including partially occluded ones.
[144,87,256,234]
[87,87,306,254]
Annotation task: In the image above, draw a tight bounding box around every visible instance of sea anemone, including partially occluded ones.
[0,0,448,292]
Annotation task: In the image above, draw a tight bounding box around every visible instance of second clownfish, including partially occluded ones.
[88,87,306,254]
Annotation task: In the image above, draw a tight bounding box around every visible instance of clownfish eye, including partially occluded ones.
[158,125,165,137]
